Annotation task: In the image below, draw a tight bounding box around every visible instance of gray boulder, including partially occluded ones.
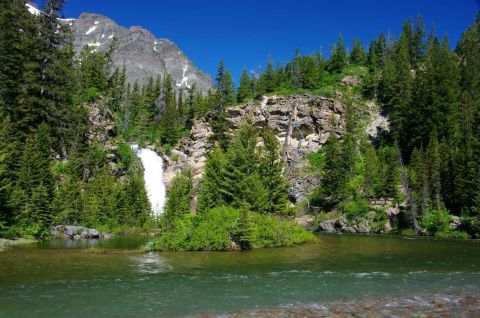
[50,225,103,240]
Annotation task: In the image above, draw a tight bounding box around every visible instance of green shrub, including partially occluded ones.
[460,216,480,239]
[370,210,388,233]
[10,223,49,239]
[188,207,239,250]
[252,214,316,248]
[435,230,469,239]
[401,228,416,236]
[421,208,452,235]
[341,199,370,218]
[145,207,314,252]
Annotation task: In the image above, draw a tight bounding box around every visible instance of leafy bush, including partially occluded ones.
[8,223,49,239]
[421,208,452,235]
[252,214,316,248]
[341,198,370,218]
[370,210,388,233]
[401,228,416,237]
[435,230,468,239]
[461,216,480,239]
[145,207,314,252]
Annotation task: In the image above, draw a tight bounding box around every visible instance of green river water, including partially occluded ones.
[0,234,479,317]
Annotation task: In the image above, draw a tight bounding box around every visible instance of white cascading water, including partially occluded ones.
[131,145,166,217]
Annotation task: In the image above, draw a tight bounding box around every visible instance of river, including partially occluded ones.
[1,234,479,317]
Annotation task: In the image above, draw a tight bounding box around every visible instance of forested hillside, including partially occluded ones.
[1,0,479,241]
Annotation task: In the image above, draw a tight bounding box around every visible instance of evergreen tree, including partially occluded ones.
[117,172,151,226]
[159,75,179,145]
[237,68,254,103]
[455,13,480,215]
[410,146,430,215]
[349,39,367,65]
[197,147,226,212]
[14,123,54,226]
[328,35,347,73]
[234,206,255,250]
[163,170,193,231]
[300,55,318,89]
[258,129,290,215]
[264,57,276,93]
[320,133,347,206]
[363,143,380,199]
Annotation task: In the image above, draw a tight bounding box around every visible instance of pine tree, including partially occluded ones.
[349,39,367,65]
[163,170,193,231]
[320,133,347,207]
[82,166,118,226]
[117,173,151,226]
[52,173,83,225]
[300,55,318,89]
[328,35,347,73]
[15,123,54,226]
[220,123,266,209]
[0,0,32,139]
[410,15,426,67]
[456,13,480,215]
[159,75,179,145]
[0,118,15,225]
[410,146,430,215]
[222,70,236,106]
[363,143,380,199]
[258,129,290,215]
[237,68,253,103]
[377,146,400,202]
[235,206,255,250]
[197,147,226,212]
[426,132,442,209]
[264,57,276,93]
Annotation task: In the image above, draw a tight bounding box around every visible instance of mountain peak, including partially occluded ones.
[129,26,156,41]
[70,11,212,92]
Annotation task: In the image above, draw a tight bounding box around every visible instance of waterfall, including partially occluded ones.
[131,145,166,217]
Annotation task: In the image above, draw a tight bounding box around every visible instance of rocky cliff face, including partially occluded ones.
[162,94,388,203]
[66,13,212,92]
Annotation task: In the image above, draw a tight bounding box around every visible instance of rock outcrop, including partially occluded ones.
[162,94,386,202]
[163,94,345,185]
[50,225,112,240]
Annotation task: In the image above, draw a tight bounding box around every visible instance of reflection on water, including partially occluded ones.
[0,234,479,317]
[131,253,173,274]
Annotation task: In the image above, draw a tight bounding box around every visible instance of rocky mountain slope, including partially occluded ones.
[66,12,212,92]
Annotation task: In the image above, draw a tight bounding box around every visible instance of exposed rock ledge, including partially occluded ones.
[163,94,388,202]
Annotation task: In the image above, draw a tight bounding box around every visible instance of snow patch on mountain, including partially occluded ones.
[85,26,97,35]
[176,65,190,88]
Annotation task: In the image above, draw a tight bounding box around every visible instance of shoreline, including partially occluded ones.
[0,238,37,252]
[194,289,480,318]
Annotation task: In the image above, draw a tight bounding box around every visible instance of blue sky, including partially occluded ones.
[36,0,479,82]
